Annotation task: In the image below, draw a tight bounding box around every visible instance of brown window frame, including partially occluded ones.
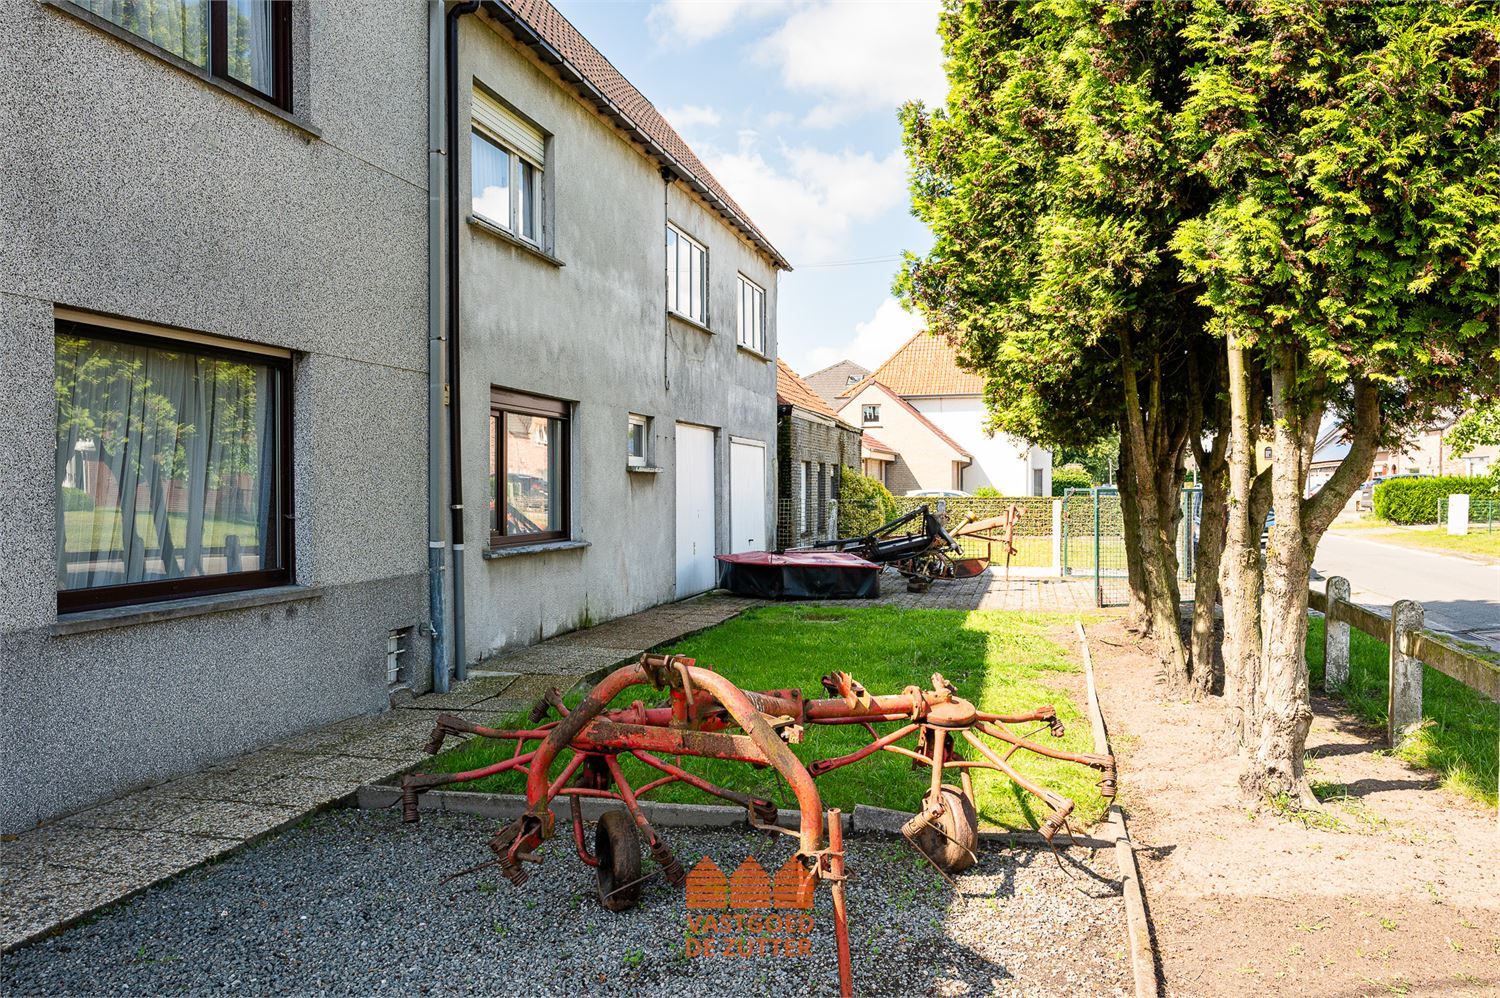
[55,320,295,614]
[211,0,294,111]
[490,387,571,549]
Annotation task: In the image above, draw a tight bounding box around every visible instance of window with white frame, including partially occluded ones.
[471,88,545,244]
[627,413,651,468]
[736,274,765,353]
[666,224,708,324]
[862,404,880,424]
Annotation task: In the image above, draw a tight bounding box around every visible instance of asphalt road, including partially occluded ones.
[1311,531,1500,650]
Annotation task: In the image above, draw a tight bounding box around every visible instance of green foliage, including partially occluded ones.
[60,486,94,512]
[1446,402,1500,488]
[1059,435,1119,487]
[1051,466,1094,495]
[1372,476,1496,523]
[972,485,1002,498]
[837,466,898,537]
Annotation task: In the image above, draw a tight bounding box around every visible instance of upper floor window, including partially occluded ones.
[54,318,293,612]
[472,88,546,244]
[78,0,293,109]
[862,405,880,424]
[666,224,707,325]
[737,274,765,354]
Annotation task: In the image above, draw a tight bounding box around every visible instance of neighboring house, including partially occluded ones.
[1371,415,1498,479]
[860,432,898,486]
[804,359,871,409]
[775,360,861,548]
[0,0,785,834]
[834,334,1051,496]
[455,2,786,658]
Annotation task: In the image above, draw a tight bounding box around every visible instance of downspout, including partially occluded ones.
[445,0,482,685]
[661,167,673,392]
[426,1,450,694]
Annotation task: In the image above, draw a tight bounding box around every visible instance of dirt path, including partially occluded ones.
[1084,619,1500,997]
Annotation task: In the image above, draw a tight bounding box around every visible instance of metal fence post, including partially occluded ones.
[1387,599,1425,746]
[1324,576,1351,693]
[1051,498,1062,577]
[1093,487,1102,608]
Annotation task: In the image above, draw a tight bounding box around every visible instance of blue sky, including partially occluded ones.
[554,0,943,376]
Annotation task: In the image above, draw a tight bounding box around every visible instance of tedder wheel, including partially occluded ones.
[915,786,979,874]
[594,809,642,912]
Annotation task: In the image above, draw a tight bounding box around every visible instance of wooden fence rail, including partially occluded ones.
[1312,576,1500,824]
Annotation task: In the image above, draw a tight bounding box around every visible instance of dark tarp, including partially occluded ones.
[715,551,880,600]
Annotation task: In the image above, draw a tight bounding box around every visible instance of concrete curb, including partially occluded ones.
[1077,620,1160,998]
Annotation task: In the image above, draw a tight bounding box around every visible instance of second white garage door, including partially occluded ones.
[729,438,766,554]
[675,423,717,596]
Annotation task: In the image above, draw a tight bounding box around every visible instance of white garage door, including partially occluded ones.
[675,423,717,596]
[729,438,766,554]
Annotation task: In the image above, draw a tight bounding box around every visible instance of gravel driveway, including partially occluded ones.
[2,809,1129,996]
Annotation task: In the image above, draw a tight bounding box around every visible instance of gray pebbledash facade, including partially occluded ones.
[0,0,786,834]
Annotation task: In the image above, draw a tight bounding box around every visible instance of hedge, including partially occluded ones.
[1372,475,1496,524]
[837,467,899,537]
[61,486,95,512]
[1051,467,1094,495]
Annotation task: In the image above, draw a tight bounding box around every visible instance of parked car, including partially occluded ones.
[905,489,970,498]
[1358,472,1425,511]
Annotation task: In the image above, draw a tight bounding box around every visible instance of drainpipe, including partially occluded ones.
[426,1,450,694]
[446,0,481,684]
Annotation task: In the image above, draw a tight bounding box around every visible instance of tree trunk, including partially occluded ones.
[1191,448,1228,695]
[1118,423,1152,635]
[1219,339,1263,747]
[1118,331,1191,691]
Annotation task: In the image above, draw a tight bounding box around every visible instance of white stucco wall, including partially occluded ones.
[908,397,1052,496]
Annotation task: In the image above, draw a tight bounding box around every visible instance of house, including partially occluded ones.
[0,0,785,834]
[775,360,862,548]
[804,359,871,408]
[1371,415,1498,479]
[834,333,1051,496]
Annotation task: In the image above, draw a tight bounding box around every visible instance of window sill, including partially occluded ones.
[627,465,663,474]
[51,585,322,637]
[667,310,713,336]
[45,0,319,140]
[468,215,565,267]
[483,539,590,560]
[736,344,771,362]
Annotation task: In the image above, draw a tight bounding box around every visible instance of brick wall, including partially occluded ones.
[776,408,862,548]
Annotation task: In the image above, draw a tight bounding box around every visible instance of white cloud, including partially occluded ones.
[756,1,947,127]
[701,136,907,262]
[662,103,723,133]
[805,297,923,371]
[648,0,789,45]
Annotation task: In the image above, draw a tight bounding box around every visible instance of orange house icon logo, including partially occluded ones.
[683,855,816,958]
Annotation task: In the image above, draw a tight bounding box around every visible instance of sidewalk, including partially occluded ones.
[0,592,756,953]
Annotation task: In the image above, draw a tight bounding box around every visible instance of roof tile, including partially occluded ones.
[838,332,984,398]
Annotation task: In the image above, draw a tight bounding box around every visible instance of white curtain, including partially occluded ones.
[225,0,276,94]
[55,333,274,592]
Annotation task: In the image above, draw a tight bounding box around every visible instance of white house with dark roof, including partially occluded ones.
[835,333,1051,496]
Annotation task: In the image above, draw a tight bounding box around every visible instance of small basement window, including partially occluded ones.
[386,627,412,686]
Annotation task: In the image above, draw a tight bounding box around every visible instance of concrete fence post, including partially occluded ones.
[1387,599,1425,747]
[1324,576,1351,693]
[1051,498,1063,577]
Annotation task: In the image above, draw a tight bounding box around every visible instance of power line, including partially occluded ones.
[795,254,905,270]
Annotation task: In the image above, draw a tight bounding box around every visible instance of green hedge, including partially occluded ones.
[61,486,95,512]
[1051,467,1094,495]
[1373,476,1496,523]
[837,467,899,537]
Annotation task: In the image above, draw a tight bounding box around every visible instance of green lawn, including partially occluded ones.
[1307,617,1498,808]
[426,606,1109,831]
[62,509,260,551]
[1363,527,1500,563]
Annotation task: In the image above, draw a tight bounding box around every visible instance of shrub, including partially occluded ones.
[1051,466,1094,495]
[61,486,94,512]
[838,467,898,537]
[1373,475,1496,524]
[973,485,1002,498]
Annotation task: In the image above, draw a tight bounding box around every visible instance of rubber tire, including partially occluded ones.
[595,809,642,912]
[915,786,979,875]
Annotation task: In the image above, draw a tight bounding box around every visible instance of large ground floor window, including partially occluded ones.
[489,387,570,547]
[54,319,292,612]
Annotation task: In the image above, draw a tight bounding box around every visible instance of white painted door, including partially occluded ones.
[675,423,717,596]
[729,439,766,554]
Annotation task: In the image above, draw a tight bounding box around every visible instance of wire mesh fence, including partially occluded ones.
[776,498,840,550]
[1061,486,1202,608]
[890,496,1057,568]
[1437,496,1499,532]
